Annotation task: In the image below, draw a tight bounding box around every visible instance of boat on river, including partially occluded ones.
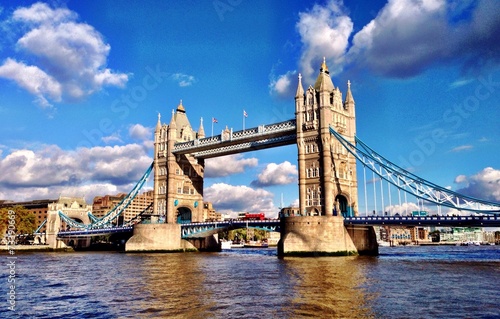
[220,240,232,250]
[244,241,269,248]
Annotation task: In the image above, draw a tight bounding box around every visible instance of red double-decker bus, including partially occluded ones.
[243,213,265,220]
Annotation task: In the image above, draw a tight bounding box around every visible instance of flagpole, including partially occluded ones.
[212,117,214,136]
[243,112,245,131]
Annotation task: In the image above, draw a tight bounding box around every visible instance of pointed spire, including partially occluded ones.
[345,80,355,106]
[314,58,334,92]
[177,99,185,112]
[320,56,329,74]
[155,112,162,132]
[169,108,176,128]
[295,73,304,98]
[198,117,205,139]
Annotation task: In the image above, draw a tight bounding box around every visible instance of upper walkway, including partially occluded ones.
[172,119,296,158]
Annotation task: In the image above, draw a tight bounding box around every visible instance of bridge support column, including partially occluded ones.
[125,224,196,252]
[278,216,378,257]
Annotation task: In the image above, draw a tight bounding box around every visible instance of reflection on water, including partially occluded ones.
[4,246,500,319]
[282,257,375,318]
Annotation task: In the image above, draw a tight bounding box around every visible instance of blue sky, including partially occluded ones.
[0,0,498,217]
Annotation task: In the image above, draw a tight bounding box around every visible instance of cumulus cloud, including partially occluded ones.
[102,133,123,144]
[129,124,152,140]
[272,0,500,92]
[454,167,500,202]
[296,0,353,83]
[171,73,196,87]
[251,161,297,187]
[0,58,61,107]
[269,70,297,98]
[204,183,277,217]
[205,154,258,178]
[0,2,128,107]
[0,144,152,201]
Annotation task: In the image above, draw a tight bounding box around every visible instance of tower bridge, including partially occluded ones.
[48,58,500,255]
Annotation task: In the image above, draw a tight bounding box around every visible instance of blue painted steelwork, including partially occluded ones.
[329,127,500,214]
[34,219,47,234]
[180,219,280,238]
[55,214,500,239]
[58,162,154,229]
[344,215,500,227]
[57,226,133,238]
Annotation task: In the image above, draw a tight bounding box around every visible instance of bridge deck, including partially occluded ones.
[56,215,500,238]
[344,215,500,227]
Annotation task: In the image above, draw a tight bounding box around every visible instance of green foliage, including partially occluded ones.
[224,228,269,241]
[0,206,37,237]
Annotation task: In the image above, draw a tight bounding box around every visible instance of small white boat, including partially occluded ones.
[220,240,232,250]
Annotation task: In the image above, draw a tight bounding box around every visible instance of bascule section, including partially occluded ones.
[279,59,377,256]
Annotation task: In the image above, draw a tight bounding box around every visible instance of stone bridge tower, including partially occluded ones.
[295,58,358,217]
[279,59,376,256]
[153,100,205,224]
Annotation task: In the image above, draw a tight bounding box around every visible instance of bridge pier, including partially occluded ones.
[125,224,197,252]
[278,216,378,257]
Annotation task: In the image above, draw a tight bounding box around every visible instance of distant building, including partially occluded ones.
[203,202,222,221]
[279,206,300,217]
[92,194,125,219]
[0,198,57,233]
[92,190,154,224]
[439,227,484,243]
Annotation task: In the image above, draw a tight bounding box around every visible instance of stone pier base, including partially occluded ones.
[278,216,378,257]
[125,224,196,252]
[185,234,221,252]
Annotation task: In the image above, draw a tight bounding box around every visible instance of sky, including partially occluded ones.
[0,0,499,218]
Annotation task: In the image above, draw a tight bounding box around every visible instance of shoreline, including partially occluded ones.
[0,245,73,252]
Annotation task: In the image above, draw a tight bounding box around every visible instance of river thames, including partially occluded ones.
[3,245,499,318]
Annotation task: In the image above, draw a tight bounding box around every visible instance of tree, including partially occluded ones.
[0,206,37,237]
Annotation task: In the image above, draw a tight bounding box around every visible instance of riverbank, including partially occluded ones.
[0,245,73,252]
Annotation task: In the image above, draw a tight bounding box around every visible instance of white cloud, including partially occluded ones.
[204,183,277,217]
[455,167,500,202]
[296,0,353,82]
[205,154,258,178]
[171,73,196,87]
[450,145,473,152]
[348,0,448,77]
[0,144,152,201]
[102,133,123,144]
[129,124,152,141]
[251,161,297,187]
[0,2,128,107]
[0,58,61,108]
[289,0,500,81]
[269,70,296,98]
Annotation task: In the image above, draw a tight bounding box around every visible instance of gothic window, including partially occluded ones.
[316,167,320,177]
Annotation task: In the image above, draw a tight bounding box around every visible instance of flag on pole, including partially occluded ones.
[212,117,218,123]
[243,110,248,118]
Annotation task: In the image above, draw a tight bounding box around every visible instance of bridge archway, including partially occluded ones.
[335,195,348,216]
[177,207,192,224]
